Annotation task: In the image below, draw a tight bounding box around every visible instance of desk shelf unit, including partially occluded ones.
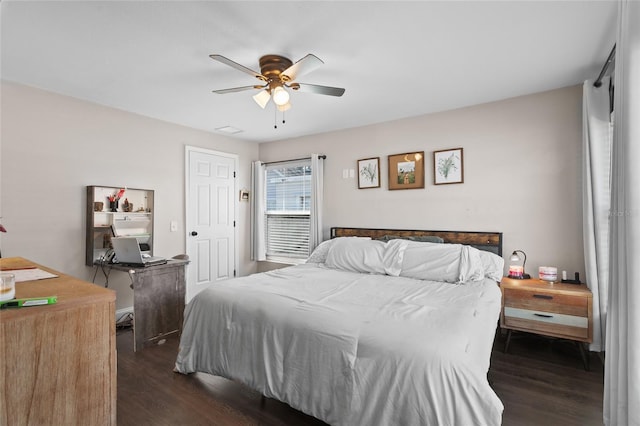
[86,185,155,266]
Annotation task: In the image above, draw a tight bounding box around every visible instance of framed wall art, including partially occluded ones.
[434,148,464,185]
[388,151,425,190]
[357,157,381,189]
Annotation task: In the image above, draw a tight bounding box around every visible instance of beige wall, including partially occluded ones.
[0,82,259,310]
[1,82,586,311]
[259,85,586,278]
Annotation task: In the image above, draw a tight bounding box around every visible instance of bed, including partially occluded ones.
[175,227,505,425]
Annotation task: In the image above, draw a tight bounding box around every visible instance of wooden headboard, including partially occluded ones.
[330,227,503,256]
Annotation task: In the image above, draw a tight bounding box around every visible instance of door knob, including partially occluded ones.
[190,231,198,236]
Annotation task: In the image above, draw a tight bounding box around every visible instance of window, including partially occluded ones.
[265,161,311,260]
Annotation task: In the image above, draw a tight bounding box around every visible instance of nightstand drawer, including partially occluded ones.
[503,307,590,340]
[504,307,588,328]
[503,288,588,317]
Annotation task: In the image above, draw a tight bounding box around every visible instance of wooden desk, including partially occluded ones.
[0,257,116,426]
[111,259,188,351]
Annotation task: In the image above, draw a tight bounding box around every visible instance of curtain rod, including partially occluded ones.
[263,155,326,166]
[594,44,616,88]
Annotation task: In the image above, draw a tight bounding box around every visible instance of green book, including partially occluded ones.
[0,296,57,309]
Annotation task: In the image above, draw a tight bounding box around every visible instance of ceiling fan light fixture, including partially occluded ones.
[252,89,271,109]
[276,102,291,112]
[272,85,290,106]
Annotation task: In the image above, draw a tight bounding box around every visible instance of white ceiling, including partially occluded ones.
[1,1,617,143]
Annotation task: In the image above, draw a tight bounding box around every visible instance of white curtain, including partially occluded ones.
[604,1,640,425]
[582,76,612,352]
[309,154,324,252]
[250,161,266,261]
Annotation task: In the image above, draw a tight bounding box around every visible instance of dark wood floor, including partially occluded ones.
[117,328,604,425]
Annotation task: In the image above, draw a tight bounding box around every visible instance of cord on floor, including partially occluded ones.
[116,311,134,334]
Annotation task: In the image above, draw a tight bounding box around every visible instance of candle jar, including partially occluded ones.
[539,266,558,282]
[508,265,524,279]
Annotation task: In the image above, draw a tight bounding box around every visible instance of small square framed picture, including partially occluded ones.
[357,157,380,189]
[388,152,425,190]
[434,148,464,185]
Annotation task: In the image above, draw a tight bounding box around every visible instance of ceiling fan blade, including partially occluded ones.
[209,54,266,81]
[281,54,323,82]
[212,85,262,94]
[253,89,271,109]
[293,83,345,97]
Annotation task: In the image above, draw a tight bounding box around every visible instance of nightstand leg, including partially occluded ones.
[577,342,590,371]
[504,329,513,353]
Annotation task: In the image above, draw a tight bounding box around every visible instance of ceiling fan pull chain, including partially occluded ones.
[282,110,286,125]
[274,106,278,129]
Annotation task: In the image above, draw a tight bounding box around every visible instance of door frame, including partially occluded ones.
[184,145,239,298]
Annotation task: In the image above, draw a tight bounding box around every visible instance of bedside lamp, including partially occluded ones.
[508,250,531,279]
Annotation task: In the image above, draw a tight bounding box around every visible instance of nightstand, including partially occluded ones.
[499,277,593,370]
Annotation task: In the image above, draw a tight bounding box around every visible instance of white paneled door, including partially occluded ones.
[186,147,237,302]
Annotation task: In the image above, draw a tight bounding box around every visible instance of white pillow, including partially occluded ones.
[306,239,335,264]
[306,237,371,264]
[325,238,406,276]
[398,242,487,283]
[381,239,409,276]
[478,250,505,281]
[399,242,462,282]
[458,245,486,282]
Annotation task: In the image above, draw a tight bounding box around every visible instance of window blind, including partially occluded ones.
[266,164,311,212]
[264,161,312,261]
[266,214,310,258]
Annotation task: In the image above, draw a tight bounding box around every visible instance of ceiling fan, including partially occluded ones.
[209,53,345,111]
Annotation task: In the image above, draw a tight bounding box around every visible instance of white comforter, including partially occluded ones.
[175,263,504,425]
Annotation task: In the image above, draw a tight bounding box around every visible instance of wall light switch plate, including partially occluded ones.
[349,169,355,178]
[170,220,178,232]
[342,169,349,179]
